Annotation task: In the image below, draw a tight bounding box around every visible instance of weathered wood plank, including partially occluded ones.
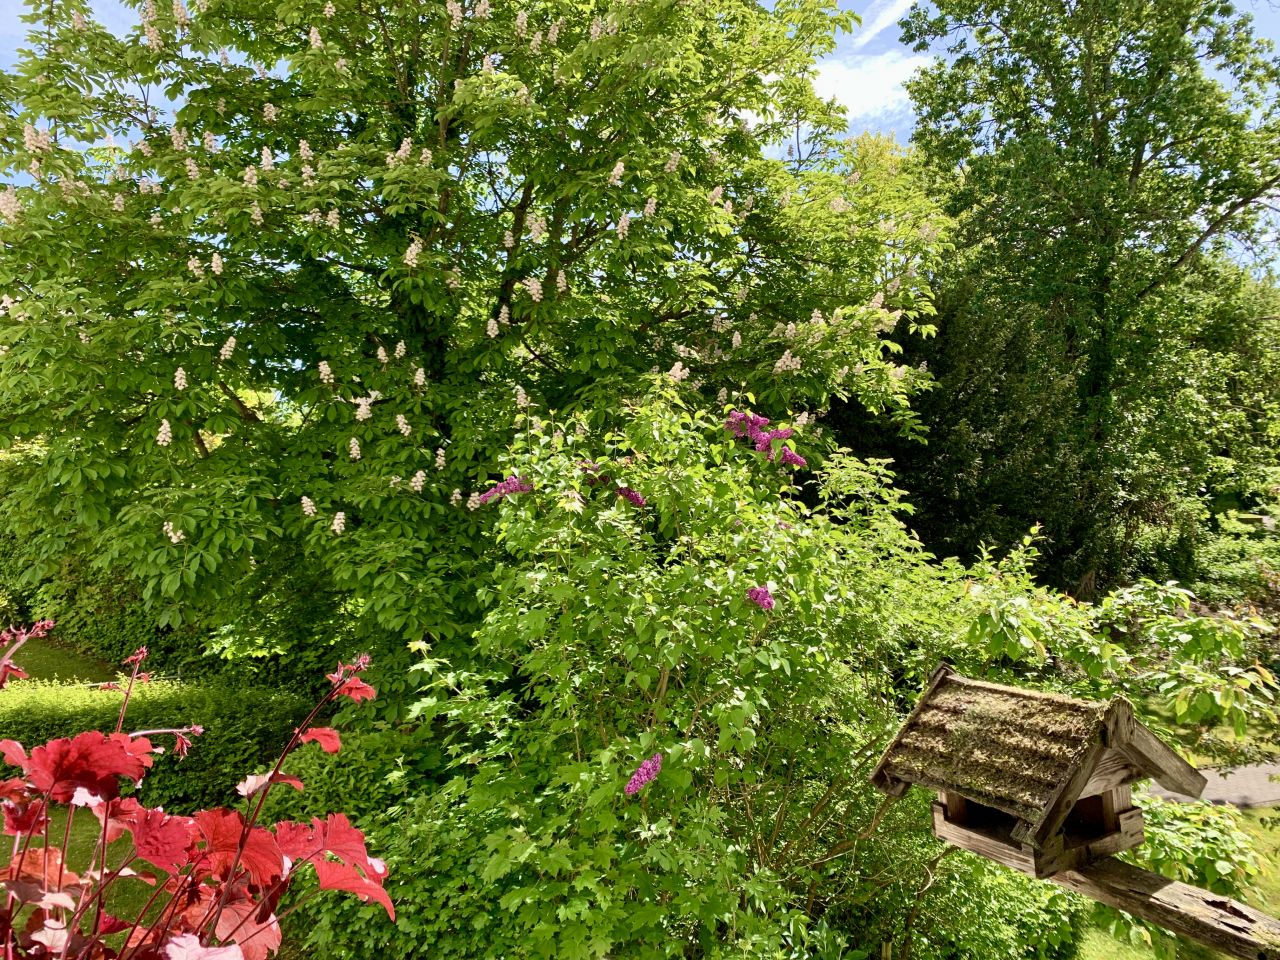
[1120,724,1207,798]
[1053,857,1280,960]
[1081,750,1143,796]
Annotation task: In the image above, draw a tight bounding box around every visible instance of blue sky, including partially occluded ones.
[2,0,1279,142]
[825,0,1280,142]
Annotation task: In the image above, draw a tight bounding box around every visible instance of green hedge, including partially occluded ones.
[0,678,311,812]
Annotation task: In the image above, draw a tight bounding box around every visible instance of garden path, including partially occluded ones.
[1149,763,1280,809]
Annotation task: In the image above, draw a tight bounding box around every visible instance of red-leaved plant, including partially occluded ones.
[0,624,393,959]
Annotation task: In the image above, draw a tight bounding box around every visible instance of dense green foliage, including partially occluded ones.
[0,0,1277,956]
[860,0,1280,591]
[0,676,310,809]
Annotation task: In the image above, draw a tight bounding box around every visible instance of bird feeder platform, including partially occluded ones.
[871,664,1280,960]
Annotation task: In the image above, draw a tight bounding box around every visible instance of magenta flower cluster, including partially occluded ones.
[625,753,663,795]
[478,474,533,505]
[616,486,647,507]
[724,412,807,468]
[747,586,775,611]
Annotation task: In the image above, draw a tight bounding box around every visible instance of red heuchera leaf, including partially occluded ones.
[335,678,375,702]
[3,799,47,835]
[194,809,284,888]
[214,897,282,960]
[6,845,81,890]
[164,933,245,960]
[97,913,130,935]
[313,859,395,920]
[235,773,304,798]
[20,732,155,804]
[0,739,28,769]
[299,728,341,753]
[132,807,197,874]
[0,777,27,801]
[90,796,145,844]
[0,661,29,688]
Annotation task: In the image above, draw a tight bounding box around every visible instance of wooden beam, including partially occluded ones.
[1052,857,1280,960]
[1119,724,1207,799]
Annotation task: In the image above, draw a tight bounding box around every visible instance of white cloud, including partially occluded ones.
[851,0,916,50]
[813,51,929,121]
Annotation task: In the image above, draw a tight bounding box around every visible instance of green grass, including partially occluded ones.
[1079,807,1279,960]
[10,635,115,683]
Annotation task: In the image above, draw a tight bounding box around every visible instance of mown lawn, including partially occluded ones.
[10,635,115,683]
[1079,807,1280,960]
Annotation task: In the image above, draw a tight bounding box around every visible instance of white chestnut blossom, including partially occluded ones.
[643,197,657,217]
[608,160,624,186]
[377,345,389,364]
[210,252,223,275]
[524,277,543,302]
[498,305,510,325]
[243,165,258,187]
[664,150,681,173]
[487,317,500,338]
[326,209,340,229]
[163,521,185,544]
[324,1,335,15]
[310,26,322,48]
[555,270,567,293]
[435,447,446,470]
[482,55,495,74]
[708,186,723,204]
[249,201,264,225]
[530,29,542,52]
[396,414,412,436]
[515,385,529,408]
[446,0,462,26]
[716,387,728,405]
[668,361,690,382]
[0,187,22,220]
[404,236,422,267]
[157,419,173,446]
[263,103,278,123]
[731,330,742,349]
[219,336,236,361]
[187,257,204,277]
[413,367,426,387]
[318,360,334,383]
[174,367,187,390]
[774,349,800,374]
[503,230,514,249]
[411,470,427,491]
[302,496,317,516]
[172,0,189,27]
[203,131,218,152]
[466,491,482,510]
[515,11,528,36]
[331,511,346,534]
[616,214,629,239]
[261,147,274,170]
[348,437,361,460]
[168,125,186,152]
[548,19,560,43]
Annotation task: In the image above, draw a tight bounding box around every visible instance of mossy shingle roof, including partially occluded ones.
[872,670,1111,828]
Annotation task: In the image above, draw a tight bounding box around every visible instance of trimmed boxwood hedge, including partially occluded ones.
[0,678,311,812]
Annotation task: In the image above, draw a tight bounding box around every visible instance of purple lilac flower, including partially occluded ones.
[616,486,647,507]
[754,427,794,453]
[625,753,663,796]
[747,586,775,611]
[725,410,770,440]
[779,447,807,468]
[477,474,533,505]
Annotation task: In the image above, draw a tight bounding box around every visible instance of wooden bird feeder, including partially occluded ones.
[871,664,1280,960]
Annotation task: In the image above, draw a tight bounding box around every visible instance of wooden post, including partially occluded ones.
[1051,857,1280,960]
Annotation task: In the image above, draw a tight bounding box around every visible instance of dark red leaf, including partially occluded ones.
[312,859,395,920]
[194,809,283,888]
[335,678,375,702]
[133,807,197,874]
[299,728,341,753]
